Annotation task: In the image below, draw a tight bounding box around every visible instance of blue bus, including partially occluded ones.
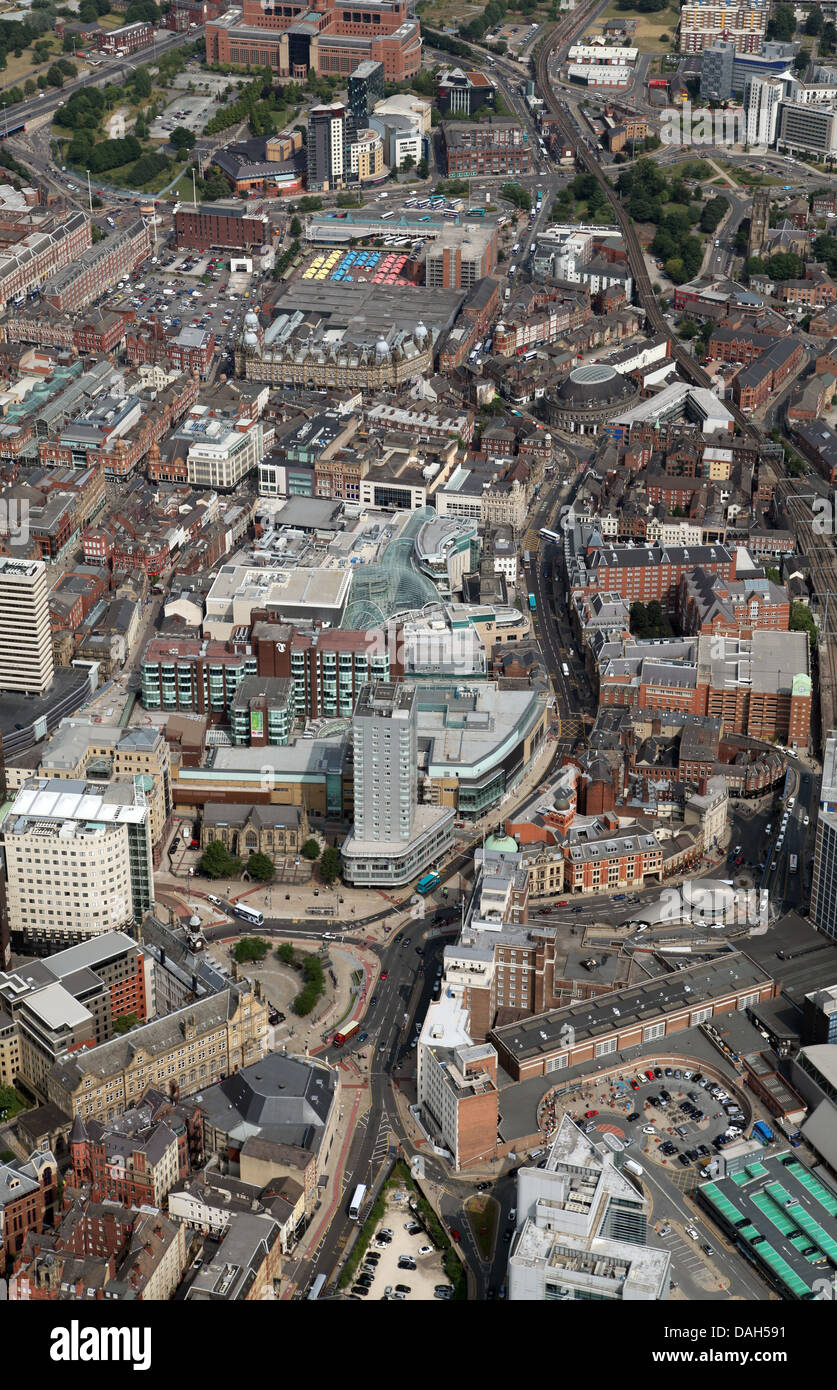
[528,593,537,611]
[308,1273,327,1300]
[416,871,441,895]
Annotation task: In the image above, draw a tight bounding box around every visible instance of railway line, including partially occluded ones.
[532,23,757,440]
[532,22,837,752]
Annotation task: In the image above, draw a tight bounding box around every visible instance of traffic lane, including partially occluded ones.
[640,1165,769,1300]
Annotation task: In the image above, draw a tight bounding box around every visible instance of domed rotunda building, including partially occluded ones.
[544,363,640,435]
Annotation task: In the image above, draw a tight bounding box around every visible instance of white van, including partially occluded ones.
[624,1158,643,1177]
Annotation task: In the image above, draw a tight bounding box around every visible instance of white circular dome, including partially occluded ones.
[243,330,258,348]
[375,336,390,358]
[244,310,259,331]
[415,320,428,342]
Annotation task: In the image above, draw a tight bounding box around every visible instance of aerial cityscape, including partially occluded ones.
[0,0,836,1343]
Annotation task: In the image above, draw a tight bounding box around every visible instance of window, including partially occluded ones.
[643,1022,665,1043]
[596,1037,617,1058]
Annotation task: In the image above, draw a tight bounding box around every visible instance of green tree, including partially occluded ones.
[133,66,153,99]
[319,846,341,885]
[766,251,803,280]
[789,600,818,648]
[768,2,795,38]
[400,151,415,172]
[113,1013,139,1035]
[233,936,269,963]
[301,838,321,860]
[764,565,782,583]
[276,942,296,965]
[678,318,699,339]
[198,839,241,879]
[247,851,275,881]
[46,64,65,88]
[63,31,77,51]
[289,214,302,237]
[58,58,77,76]
[417,157,428,178]
[806,6,824,34]
[170,125,196,152]
[24,79,36,96]
[0,1083,19,1113]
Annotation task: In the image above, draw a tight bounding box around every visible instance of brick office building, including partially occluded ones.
[490,951,775,1082]
[205,0,421,81]
[0,1151,57,1276]
[97,20,153,52]
[598,631,812,745]
[42,220,152,315]
[440,118,532,178]
[69,1102,199,1209]
[174,203,270,252]
[678,566,790,638]
[168,326,215,378]
[571,542,736,613]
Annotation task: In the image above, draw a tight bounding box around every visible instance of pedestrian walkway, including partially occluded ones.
[280,1077,369,1299]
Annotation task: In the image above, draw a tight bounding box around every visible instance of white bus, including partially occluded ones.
[233,904,264,927]
[308,1273,327,1300]
[348,1183,367,1220]
[562,663,570,678]
[380,210,395,220]
[789,854,798,874]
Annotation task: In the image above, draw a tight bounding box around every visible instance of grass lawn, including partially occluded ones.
[552,198,616,225]
[0,43,66,91]
[718,162,782,187]
[465,1194,499,1261]
[0,1085,29,1121]
[665,157,714,179]
[599,0,680,52]
[415,0,485,28]
[168,169,199,201]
